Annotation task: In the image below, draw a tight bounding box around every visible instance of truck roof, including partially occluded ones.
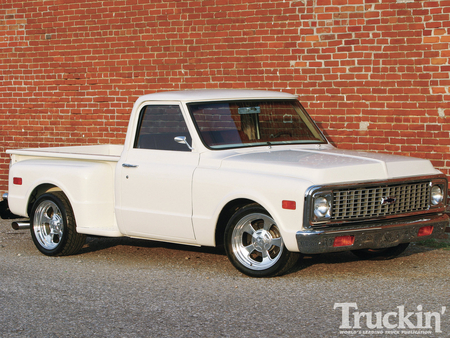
[135,89,297,103]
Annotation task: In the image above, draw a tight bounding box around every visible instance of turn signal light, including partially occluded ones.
[13,177,22,185]
[418,226,433,237]
[333,235,355,247]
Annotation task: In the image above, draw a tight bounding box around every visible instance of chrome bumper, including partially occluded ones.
[296,213,449,255]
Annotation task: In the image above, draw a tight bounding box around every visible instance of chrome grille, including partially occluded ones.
[332,182,430,221]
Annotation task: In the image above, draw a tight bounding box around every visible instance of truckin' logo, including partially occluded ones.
[334,303,446,335]
[381,196,396,205]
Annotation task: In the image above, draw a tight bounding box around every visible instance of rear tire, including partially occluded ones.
[30,192,86,256]
[224,204,299,277]
[351,243,410,260]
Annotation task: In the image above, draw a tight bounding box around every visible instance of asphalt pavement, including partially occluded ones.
[1,218,450,338]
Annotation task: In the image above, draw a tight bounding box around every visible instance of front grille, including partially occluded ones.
[332,182,430,221]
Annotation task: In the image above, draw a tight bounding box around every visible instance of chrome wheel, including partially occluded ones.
[231,213,284,271]
[30,192,86,256]
[33,200,64,251]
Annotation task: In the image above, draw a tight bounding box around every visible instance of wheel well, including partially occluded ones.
[215,198,260,248]
[27,184,62,216]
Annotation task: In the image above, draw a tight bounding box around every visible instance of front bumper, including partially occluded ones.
[296,213,449,254]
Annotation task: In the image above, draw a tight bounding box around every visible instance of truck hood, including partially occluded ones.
[218,147,440,185]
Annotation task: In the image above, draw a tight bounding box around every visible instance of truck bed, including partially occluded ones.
[7,144,123,237]
[7,144,123,162]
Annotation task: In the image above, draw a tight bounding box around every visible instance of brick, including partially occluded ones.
[0,0,450,192]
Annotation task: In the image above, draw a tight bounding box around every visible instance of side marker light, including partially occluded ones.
[282,200,296,210]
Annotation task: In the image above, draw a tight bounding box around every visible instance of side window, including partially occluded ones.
[134,105,192,151]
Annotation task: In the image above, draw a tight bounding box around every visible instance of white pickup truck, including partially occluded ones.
[5,89,449,277]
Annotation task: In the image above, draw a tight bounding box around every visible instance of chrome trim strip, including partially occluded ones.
[296,213,449,254]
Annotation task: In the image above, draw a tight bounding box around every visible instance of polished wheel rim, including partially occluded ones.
[33,200,63,250]
[231,213,283,270]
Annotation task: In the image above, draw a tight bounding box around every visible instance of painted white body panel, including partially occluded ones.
[8,144,123,162]
[216,145,440,184]
[8,158,120,236]
[6,90,444,251]
[116,148,199,243]
[189,144,441,251]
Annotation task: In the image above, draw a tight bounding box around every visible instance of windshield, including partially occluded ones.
[187,99,327,149]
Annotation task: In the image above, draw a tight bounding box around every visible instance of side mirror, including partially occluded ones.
[174,136,193,150]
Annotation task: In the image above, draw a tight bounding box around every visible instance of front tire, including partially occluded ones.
[30,192,86,256]
[224,204,299,277]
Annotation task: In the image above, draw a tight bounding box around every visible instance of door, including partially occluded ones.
[116,104,199,242]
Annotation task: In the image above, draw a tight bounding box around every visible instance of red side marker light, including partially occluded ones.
[282,200,296,210]
[418,225,433,237]
[333,235,355,247]
[13,177,22,185]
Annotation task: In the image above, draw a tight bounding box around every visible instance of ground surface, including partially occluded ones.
[1,218,450,338]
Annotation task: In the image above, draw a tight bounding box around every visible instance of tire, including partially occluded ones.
[224,204,299,277]
[351,243,410,260]
[30,192,86,256]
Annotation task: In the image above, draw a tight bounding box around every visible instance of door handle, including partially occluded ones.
[122,163,139,168]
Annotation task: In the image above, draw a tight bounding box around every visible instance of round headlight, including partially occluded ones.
[314,196,330,218]
[431,185,444,205]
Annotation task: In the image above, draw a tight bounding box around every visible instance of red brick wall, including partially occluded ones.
[1,0,449,194]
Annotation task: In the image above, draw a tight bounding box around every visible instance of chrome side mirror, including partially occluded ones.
[174,136,193,150]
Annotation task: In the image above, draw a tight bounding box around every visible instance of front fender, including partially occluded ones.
[192,167,312,252]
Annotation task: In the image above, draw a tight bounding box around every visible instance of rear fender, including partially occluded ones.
[8,159,119,234]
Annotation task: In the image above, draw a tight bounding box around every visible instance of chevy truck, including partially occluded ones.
[4,89,448,277]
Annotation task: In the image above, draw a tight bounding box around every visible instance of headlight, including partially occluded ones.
[431,185,444,205]
[314,195,331,219]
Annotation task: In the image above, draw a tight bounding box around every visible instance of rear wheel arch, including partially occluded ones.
[27,184,62,217]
